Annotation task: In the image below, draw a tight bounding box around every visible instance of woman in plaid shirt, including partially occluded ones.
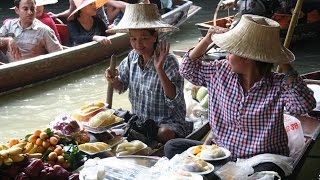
[105,4,192,145]
[164,14,316,178]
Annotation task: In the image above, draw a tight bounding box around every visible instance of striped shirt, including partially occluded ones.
[0,19,62,62]
[180,52,316,160]
[118,50,192,137]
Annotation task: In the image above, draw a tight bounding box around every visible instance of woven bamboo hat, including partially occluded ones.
[211,14,295,64]
[67,0,108,21]
[106,3,178,33]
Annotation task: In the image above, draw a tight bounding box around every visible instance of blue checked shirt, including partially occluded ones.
[180,51,316,160]
[118,50,191,137]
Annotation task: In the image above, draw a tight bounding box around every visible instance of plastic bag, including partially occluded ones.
[247,171,281,180]
[215,161,254,180]
[283,114,305,160]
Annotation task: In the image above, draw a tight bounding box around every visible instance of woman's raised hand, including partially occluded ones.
[154,41,170,71]
[104,68,118,83]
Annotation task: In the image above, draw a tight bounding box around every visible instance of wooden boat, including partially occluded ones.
[0,0,201,95]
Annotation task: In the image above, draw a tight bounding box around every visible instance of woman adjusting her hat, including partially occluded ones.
[105,4,192,147]
[67,0,111,46]
[164,15,316,178]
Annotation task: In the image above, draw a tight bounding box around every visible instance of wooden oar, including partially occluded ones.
[106,55,117,109]
[277,0,304,72]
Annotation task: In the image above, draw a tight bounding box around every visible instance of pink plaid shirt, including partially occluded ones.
[180,52,316,160]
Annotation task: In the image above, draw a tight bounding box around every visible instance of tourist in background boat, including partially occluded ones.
[4,0,61,44]
[0,0,62,62]
[48,0,109,27]
[35,0,62,43]
[67,0,112,46]
[164,14,316,178]
[105,4,192,146]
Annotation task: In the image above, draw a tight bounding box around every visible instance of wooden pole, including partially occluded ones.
[277,0,304,72]
[106,55,117,109]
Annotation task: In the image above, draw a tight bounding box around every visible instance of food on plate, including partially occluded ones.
[116,140,147,156]
[191,145,226,159]
[72,102,106,122]
[78,142,110,154]
[179,156,212,172]
[88,109,124,128]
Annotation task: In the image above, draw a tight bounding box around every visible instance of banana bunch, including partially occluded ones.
[78,142,110,154]
[80,101,105,114]
[23,142,39,154]
[0,142,27,166]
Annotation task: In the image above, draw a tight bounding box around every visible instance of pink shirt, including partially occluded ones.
[38,13,61,43]
[180,51,316,160]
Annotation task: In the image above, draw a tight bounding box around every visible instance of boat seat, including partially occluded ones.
[56,24,69,46]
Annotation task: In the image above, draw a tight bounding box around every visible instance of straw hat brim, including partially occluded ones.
[67,0,108,21]
[211,14,295,64]
[106,4,178,33]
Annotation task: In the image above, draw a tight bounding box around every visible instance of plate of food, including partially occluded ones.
[176,156,214,175]
[78,142,111,155]
[115,140,148,156]
[187,144,231,161]
[82,109,125,133]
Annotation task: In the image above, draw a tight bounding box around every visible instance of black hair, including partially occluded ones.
[14,0,36,8]
[145,29,158,49]
[255,60,274,76]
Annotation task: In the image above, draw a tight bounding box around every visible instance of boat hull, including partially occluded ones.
[0,0,200,94]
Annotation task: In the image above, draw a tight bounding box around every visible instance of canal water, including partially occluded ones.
[0,1,319,143]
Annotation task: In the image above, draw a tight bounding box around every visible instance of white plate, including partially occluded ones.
[178,162,214,175]
[186,145,231,161]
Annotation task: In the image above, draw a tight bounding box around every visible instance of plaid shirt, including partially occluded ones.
[118,50,191,137]
[180,52,316,160]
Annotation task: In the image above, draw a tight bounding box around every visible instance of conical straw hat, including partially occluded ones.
[106,3,178,33]
[67,0,108,21]
[211,14,295,64]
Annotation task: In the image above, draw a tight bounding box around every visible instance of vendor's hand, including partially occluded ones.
[104,68,118,83]
[203,26,229,44]
[93,36,112,46]
[219,0,236,10]
[153,41,169,71]
[8,37,21,60]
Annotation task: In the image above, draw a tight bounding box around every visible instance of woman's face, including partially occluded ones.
[226,53,247,73]
[81,2,97,16]
[35,5,44,18]
[129,29,157,55]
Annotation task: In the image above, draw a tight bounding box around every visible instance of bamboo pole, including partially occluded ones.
[106,55,117,109]
[277,0,304,72]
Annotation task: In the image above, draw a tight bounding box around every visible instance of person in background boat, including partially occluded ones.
[104,0,128,29]
[35,0,62,43]
[144,0,172,14]
[48,0,109,27]
[105,4,192,146]
[164,14,316,178]
[219,0,287,28]
[67,0,112,46]
[0,0,62,62]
